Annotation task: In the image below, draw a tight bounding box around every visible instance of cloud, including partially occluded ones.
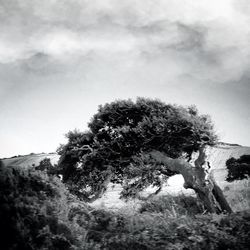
[0,0,250,78]
[0,0,250,84]
[1,0,250,158]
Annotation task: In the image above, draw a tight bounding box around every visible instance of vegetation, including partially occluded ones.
[1,160,249,250]
[57,98,231,213]
[0,161,89,250]
[226,155,250,182]
[85,208,250,250]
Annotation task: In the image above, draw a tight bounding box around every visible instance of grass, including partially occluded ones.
[83,204,250,250]
[223,179,250,211]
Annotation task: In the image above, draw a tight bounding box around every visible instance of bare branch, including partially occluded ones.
[72,145,93,152]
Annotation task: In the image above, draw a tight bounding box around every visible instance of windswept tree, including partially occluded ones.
[57,98,232,213]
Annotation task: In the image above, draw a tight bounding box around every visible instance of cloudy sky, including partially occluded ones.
[0,0,250,158]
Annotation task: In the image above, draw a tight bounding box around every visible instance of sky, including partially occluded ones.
[0,0,250,158]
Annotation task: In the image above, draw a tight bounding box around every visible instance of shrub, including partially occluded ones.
[35,157,61,177]
[226,155,250,182]
[0,161,91,250]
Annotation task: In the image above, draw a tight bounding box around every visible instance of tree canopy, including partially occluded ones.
[57,98,219,203]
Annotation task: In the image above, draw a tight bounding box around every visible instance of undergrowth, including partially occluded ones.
[83,205,250,250]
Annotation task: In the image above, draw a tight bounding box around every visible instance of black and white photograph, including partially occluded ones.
[0,0,250,249]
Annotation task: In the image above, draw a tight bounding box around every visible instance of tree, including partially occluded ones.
[226,155,250,182]
[57,98,232,213]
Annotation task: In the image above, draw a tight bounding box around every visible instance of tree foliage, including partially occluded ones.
[58,98,218,201]
[226,155,250,182]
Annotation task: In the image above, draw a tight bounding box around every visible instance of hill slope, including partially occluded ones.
[2,153,60,168]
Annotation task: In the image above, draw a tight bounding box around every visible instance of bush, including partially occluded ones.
[226,155,250,182]
[0,161,91,250]
[35,157,61,177]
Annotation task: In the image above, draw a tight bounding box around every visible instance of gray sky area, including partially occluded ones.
[0,0,250,158]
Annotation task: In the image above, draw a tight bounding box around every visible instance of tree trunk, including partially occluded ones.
[210,172,233,213]
[148,148,232,213]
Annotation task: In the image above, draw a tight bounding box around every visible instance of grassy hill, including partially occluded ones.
[2,143,250,211]
[1,153,60,168]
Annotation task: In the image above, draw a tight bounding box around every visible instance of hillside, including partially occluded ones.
[1,153,60,168]
[2,143,250,210]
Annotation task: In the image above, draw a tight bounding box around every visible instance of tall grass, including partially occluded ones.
[223,180,250,211]
[83,205,250,250]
